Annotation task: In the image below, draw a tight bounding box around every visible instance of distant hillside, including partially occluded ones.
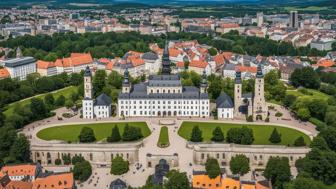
[0,0,333,5]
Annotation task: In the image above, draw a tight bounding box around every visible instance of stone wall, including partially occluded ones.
[189,143,310,168]
[146,153,179,168]
[31,142,142,167]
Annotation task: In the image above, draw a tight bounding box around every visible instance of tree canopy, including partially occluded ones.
[229,154,250,176]
[205,158,221,179]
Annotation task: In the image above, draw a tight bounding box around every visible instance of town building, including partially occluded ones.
[118,42,210,118]
[289,11,299,29]
[310,38,336,51]
[0,164,41,182]
[54,53,93,74]
[36,60,57,76]
[2,48,36,80]
[0,164,75,189]
[82,67,112,119]
[217,66,268,120]
[192,172,271,189]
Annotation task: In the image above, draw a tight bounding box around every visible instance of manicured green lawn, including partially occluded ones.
[178,122,311,146]
[37,122,150,143]
[157,126,169,147]
[4,86,78,117]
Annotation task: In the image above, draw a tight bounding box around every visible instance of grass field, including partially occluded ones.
[37,122,150,143]
[178,122,311,146]
[4,86,78,117]
[157,126,169,148]
[284,6,328,11]
[286,89,330,101]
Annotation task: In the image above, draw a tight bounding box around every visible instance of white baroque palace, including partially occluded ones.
[118,42,210,118]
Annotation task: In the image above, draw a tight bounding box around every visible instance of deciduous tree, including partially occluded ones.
[229,154,250,176]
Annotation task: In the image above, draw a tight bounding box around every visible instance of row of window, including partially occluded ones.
[120,100,209,105]
[200,153,299,162]
[149,89,181,94]
[120,106,208,110]
[120,110,208,116]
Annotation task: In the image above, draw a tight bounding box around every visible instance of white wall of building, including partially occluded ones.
[217,108,234,119]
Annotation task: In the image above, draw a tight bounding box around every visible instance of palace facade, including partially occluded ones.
[118,42,210,118]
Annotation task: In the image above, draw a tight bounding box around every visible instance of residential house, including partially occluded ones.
[0,164,41,182]
[192,172,271,189]
[54,53,93,74]
[189,60,211,75]
[36,60,57,76]
[223,63,236,79]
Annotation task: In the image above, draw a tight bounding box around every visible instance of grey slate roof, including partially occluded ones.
[95,93,112,106]
[119,83,208,100]
[148,74,182,87]
[4,57,36,67]
[224,63,236,71]
[216,92,234,109]
[119,74,209,100]
[242,92,252,99]
[142,52,158,60]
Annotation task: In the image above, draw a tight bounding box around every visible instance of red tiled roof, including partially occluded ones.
[98,58,110,64]
[314,59,335,68]
[189,60,208,69]
[236,66,257,73]
[32,173,74,189]
[37,60,55,69]
[106,60,115,70]
[169,48,183,57]
[176,61,184,68]
[1,165,36,177]
[2,181,32,189]
[54,53,93,68]
[222,52,233,60]
[214,54,225,66]
[0,68,10,79]
[220,23,240,28]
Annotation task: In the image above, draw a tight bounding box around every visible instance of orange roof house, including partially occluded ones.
[222,52,233,61]
[221,177,241,189]
[192,174,222,189]
[106,60,115,71]
[214,54,225,66]
[37,60,55,69]
[189,60,208,69]
[1,165,37,177]
[54,53,93,68]
[32,173,74,189]
[176,61,185,68]
[1,180,32,189]
[236,66,257,73]
[0,68,10,79]
[313,59,335,68]
[169,48,183,58]
[192,173,270,189]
